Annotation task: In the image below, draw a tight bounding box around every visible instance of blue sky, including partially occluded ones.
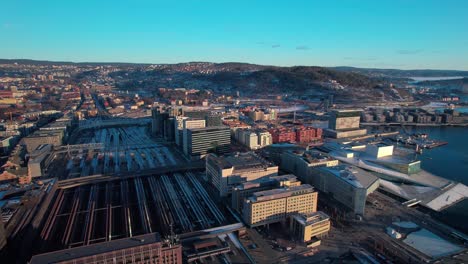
[1,0,467,70]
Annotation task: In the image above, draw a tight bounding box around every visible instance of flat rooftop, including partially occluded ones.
[317,165,378,189]
[292,211,330,226]
[188,126,229,132]
[210,152,276,171]
[30,233,164,264]
[236,174,298,191]
[248,184,315,203]
[300,150,337,165]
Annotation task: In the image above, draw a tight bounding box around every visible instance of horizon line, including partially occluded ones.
[1,57,468,73]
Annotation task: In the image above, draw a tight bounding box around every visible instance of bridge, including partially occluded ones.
[57,161,205,189]
[77,117,151,131]
[52,143,165,154]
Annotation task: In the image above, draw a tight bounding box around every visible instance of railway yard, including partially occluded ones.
[48,126,183,179]
[37,171,233,254]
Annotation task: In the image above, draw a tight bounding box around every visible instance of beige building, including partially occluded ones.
[23,130,64,153]
[248,110,264,121]
[231,174,301,213]
[242,184,317,227]
[257,131,273,147]
[235,129,272,150]
[207,152,278,197]
[290,211,331,244]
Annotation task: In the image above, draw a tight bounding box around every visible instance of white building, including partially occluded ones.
[182,119,206,155]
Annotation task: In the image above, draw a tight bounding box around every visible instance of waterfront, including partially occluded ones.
[368,126,468,185]
[367,125,468,233]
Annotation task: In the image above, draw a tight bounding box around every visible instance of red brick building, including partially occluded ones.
[295,127,323,143]
[269,128,297,143]
[30,233,182,264]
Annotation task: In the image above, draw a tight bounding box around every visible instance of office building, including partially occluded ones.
[206,152,278,197]
[313,165,379,215]
[27,144,53,177]
[185,126,230,160]
[242,184,317,227]
[290,211,331,244]
[182,119,206,153]
[325,109,367,138]
[23,130,64,153]
[231,174,301,213]
[281,150,339,179]
[174,116,188,146]
[151,106,169,137]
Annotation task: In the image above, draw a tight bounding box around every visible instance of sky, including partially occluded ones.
[1,0,468,70]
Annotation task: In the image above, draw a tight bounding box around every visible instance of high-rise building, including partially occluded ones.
[242,184,317,227]
[185,126,230,160]
[182,119,206,154]
[325,109,367,138]
[174,116,188,146]
[206,152,278,197]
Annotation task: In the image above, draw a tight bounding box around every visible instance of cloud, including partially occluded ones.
[296,45,310,50]
[396,49,423,55]
[271,44,280,48]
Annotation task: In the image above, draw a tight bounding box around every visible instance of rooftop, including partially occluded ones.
[30,233,169,264]
[210,152,276,171]
[292,211,330,226]
[299,150,337,165]
[188,126,229,133]
[235,174,299,191]
[247,184,315,202]
[317,165,378,189]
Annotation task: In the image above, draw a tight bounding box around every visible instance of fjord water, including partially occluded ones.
[409,126,468,185]
[368,126,468,184]
[367,125,468,233]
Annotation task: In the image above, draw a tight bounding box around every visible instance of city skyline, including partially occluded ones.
[2,0,468,70]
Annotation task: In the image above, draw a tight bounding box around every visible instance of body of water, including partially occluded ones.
[410,76,465,82]
[367,125,468,232]
[368,126,468,185]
